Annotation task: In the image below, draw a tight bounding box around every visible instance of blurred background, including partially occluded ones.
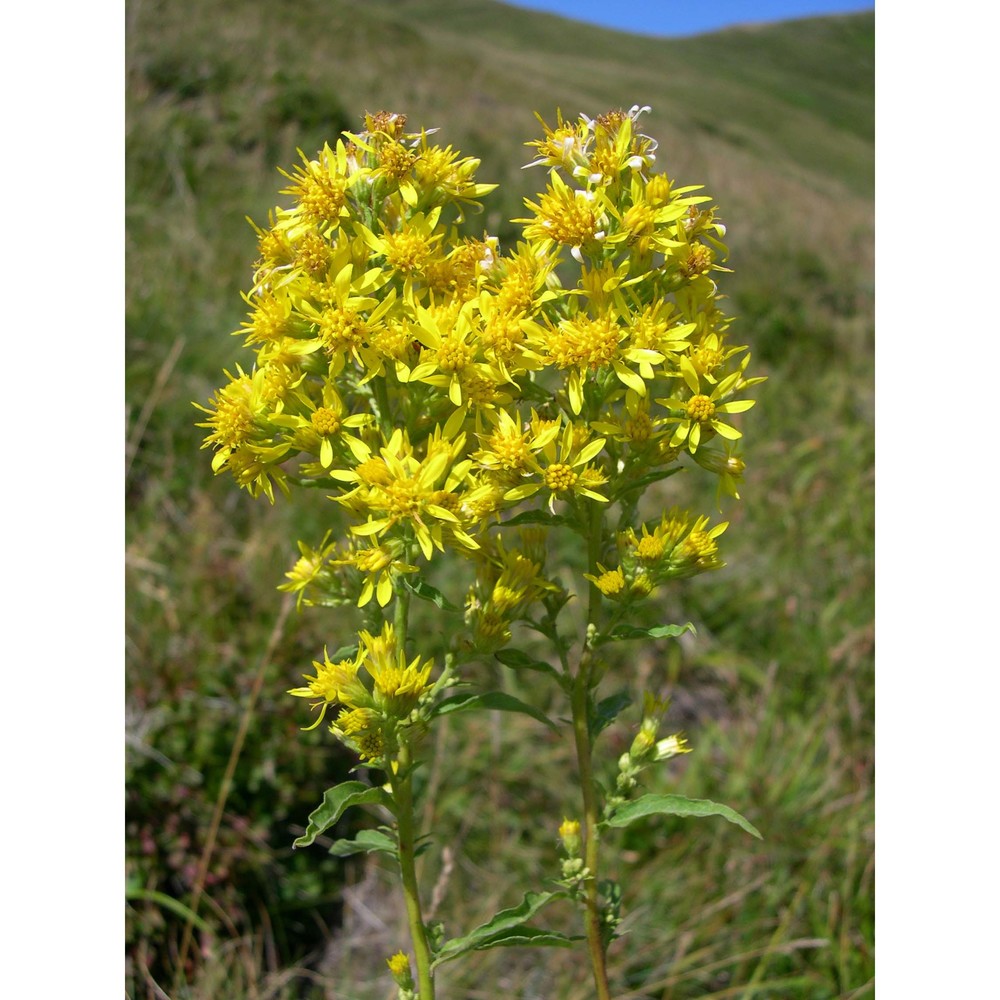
[125,1,874,997]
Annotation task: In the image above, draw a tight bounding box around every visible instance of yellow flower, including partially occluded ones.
[278,535,339,608]
[386,950,413,989]
[519,171,608,258]
[692,444,747,503]
[368,647,434,719]
[525,309,664,414]
[195,367,258,465]
[387,951,411,978]
[590,397,670,452]
[616,509,729,585]
[486,241,554,314]
[411,141,498,212]
[235,287,300,348]
[331,540,418,608]
[195,366,294,500]
[524,110,591,175]
[402,299,483,405]
[504,419,608,509]
[334,427,478,560]
[584,564,626,597]
[358,209,446,287]
[423,238,492,300]
[334,706,388,760]
[583,105,658,181]
[473,408,555,483]
[287,647,367,730]
[558,818,582,855]
[657,354,759,453]
[293,249,398,377]
[276,140,356,237]
[654,734,692,761]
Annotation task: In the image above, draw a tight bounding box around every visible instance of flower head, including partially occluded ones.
[657,353,760,453]
[287,647,367,730]
[519,171,607,258]
[386,950,414,990]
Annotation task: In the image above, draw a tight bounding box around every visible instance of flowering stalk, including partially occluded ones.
[571,653,612,999]
[570,494,613,997]
[389,740,435,998]
[386,550,436,998]
[198,106,764,996]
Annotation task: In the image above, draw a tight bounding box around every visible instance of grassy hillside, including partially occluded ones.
[126,2,873,997]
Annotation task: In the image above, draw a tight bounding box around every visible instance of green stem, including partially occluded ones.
[373,376,394,437]
[390,741,435,999]
[569,500,612,1000]
[388,538,434,997]
[571,659,612,1000]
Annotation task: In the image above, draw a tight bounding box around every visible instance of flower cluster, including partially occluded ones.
[200,106,757,580]
[585,508,731,601]
[199,107,761,755]
[610,694,691,810]
[464,531,557,651]
[287,622,434,761]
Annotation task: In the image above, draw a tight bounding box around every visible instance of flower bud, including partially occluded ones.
[386,950,414,990]
[558,818,581,856]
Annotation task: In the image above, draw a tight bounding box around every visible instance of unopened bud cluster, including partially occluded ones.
[613,695,691,807]
[557,818,591,889]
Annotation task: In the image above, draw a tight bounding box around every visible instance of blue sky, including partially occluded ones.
[501,0,874,37]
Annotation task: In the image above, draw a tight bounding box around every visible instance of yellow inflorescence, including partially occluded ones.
[198,107,761,759]
[686,394,716,423]
[311,407,342,436]
[543,463,578,493]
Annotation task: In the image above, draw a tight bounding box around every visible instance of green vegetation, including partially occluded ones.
[126,1,873,997]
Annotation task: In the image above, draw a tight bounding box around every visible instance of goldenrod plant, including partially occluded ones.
[198,107,763,999]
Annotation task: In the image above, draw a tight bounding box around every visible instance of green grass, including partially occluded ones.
[125,1,873,996]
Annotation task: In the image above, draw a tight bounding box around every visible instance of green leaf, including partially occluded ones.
[327,828,398,858]
[590,689,632,738]
[431,691,558,730]
[431,891,564,967]
[604,793,762,840]
[404,575,461,612]
[294,781,394,849]
[463,925,575,951]
[612,465,682,500]
[522,617,562,647]
[494,648,562,680]
[327,643,359,662]
[499,509,571,528]
[597,622,695,645]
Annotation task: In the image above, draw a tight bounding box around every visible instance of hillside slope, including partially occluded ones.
[126,0,873,367]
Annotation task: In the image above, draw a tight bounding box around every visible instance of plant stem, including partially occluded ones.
[571,659,612,1000]
[569,500,612,1000]
[391,741,435,999]
[390,540,434,997]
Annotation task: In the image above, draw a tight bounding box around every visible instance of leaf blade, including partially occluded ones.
[294,781,394,849]
[596,622,695,645]
[431,691,558,730]
[404,575,461,612]
[604,793,762,840]
[494,648,562,680]
[327,828,398,858]
[431,891,563,967]
[590,689,632,739]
